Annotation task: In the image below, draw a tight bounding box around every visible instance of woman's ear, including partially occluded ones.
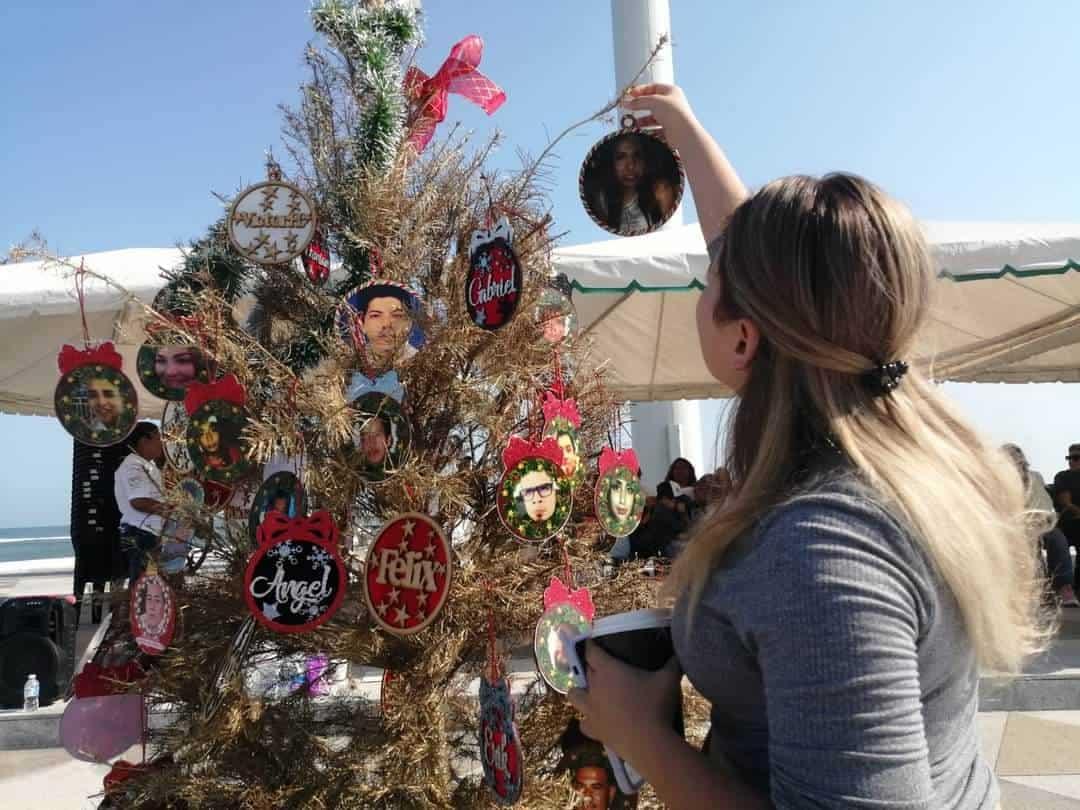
[731,319,760,371]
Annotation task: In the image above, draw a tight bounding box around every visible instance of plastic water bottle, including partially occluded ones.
[23,674,39,712]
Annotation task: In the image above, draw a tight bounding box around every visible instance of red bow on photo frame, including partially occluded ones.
[598,447,640,478]
[184,373,246,416]
[57,342,123,375]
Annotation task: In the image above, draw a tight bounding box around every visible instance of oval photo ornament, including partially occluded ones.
[55,343,137,447]
[130,573,177,656]
[466,216,521,331]
[595,448,646,538]
[184,375,252,484]
[137,343,210,401]
[245,511,346,633]
[227,179,317,266]
[579,118,684,237]
[496,437,572,543]
[248,471,307,545]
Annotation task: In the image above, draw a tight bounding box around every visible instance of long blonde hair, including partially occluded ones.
[667,173,1047,672]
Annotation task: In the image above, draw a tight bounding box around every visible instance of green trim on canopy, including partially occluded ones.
[567,260,1080,294]
[939,259,1080,283]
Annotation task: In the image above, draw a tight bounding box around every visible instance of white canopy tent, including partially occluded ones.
[553,221,1080,400]
[0,222,1078,416]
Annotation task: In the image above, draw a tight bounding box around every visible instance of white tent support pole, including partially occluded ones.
[613,0,704,487]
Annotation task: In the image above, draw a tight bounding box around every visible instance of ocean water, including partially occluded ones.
[0,525,71,564]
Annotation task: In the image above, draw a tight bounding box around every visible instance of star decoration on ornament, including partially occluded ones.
[476,253,491,271]
[387,588,400,605]
[397,537,410,554]
[403,520,416,538]
[415,592,428,609]
[423,541,437,560]
[376,601,389,617]
[393,605,410,627]
[262,241,284,262]
[433,561,446,575]
[250,232,271,254]
[259,186,279,212]
[474,308,486,326]
[262,603,281,621]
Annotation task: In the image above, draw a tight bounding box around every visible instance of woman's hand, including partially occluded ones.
[567,641,683,761]
[622,83,698,141]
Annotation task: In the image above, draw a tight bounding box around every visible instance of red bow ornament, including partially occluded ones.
[502,436,564,472]
[404,35,506,153]
[543,575,595,623]
[541,392,581,428]
[57,342,123,375]
[257,510,339,548]
[184,373,246,417]
[598,447,641,478]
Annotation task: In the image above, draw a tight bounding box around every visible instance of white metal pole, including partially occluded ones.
[613,0,705,488]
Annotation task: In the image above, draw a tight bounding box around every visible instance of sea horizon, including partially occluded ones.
[0,524,71,565]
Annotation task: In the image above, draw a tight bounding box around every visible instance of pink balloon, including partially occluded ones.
[60,694,144,763]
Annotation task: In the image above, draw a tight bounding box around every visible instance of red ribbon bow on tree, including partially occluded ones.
[543,576,595,622]
[598,447,641,478]
[541,392,581,428]
[184,373,246,417]
[404,34,506,153]
[502,436,565,472]
[57,342,123,375]
[256,509,339,548]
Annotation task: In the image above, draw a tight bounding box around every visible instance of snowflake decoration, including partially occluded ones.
[269,541,302,565]
[309,547,332,570]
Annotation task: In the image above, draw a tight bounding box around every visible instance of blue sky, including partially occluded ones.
[1,1,1078,526]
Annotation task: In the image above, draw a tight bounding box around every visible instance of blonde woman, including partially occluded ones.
[569,84,1045,809]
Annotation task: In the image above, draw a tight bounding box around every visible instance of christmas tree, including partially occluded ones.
[91,3,679,808]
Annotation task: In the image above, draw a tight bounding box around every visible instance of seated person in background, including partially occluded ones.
[1054,444,1080,540]
[665,456,697,489]
[630,481,689,560]
[1005,444,1078,606]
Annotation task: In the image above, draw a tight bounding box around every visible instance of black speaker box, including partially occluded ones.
[0,595,78,708]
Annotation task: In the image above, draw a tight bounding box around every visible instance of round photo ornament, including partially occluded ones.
[227,167,317,266]
[466,215,522,331]
[346,371,411,483]
[248,471,307,546]
[541,392,584,488]
[244,511,347,633]
[496,437,572,543]
[362,513,453,636]
[479,674,524,804]
[579,115,685,237]
[535,282,578,347]
[594,448,646,538]
[184,374,253,484]
[533,576,594,694]
[129,571,177,656]
[54,342,138,447]
[338,279,425,374]
[136,343,210,401]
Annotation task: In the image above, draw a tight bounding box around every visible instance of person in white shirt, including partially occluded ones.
[115,422,167,583]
